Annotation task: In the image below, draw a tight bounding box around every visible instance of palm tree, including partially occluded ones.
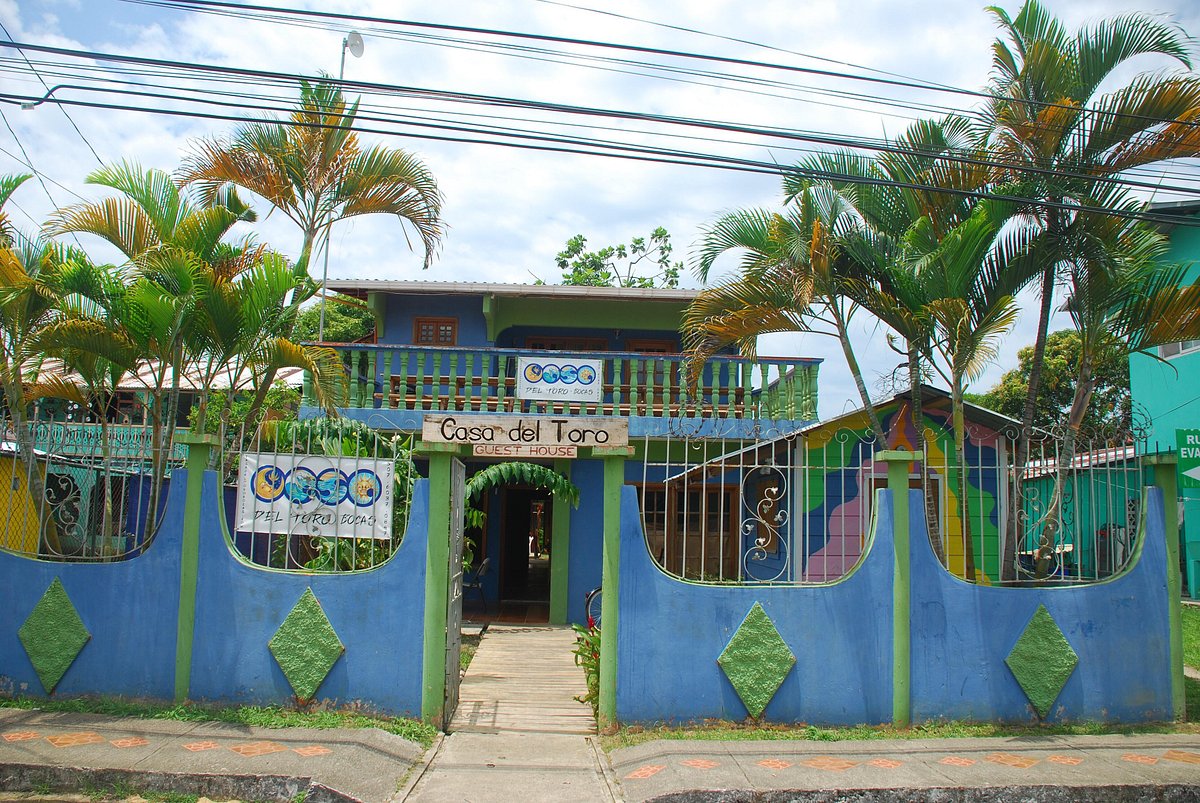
[47,161,261,534]
[980,0,1200,577]
[914,200,1040,579]
[178,79,444,425]
[687,181,888,443]
[1031,191,1200,575]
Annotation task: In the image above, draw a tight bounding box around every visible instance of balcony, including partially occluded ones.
[304,344,819,422]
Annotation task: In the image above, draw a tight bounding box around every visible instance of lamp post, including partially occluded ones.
[318,31,364,341]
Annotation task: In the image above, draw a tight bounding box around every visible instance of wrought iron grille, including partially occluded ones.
[638,419,1156,587]
[0,411,181,561]
[219,416,416,573]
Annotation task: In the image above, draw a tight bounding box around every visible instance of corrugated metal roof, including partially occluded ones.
[323,279,700,302]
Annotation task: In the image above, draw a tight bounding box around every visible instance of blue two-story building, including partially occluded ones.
[301,280,821,624]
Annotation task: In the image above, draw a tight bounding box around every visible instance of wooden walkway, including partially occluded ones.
[449,624,596,735]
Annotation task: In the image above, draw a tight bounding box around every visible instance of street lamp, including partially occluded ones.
[318,31,364,341]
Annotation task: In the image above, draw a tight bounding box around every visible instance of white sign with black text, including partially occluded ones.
[236,453,395,540]
[516,356,604,403]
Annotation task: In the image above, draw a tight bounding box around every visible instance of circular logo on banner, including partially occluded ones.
[284,466,319,504]
[577,365,596,385]
[346,469,383,507]
[524,363,543,382]
[541,365,560,384]
[315,468,350,506]
[252,465,286,502]
[559,365,579,384]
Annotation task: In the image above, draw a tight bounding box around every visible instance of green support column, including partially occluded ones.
[595,449,631,731]
[1147,454,1184,720]
[420,446,456,726]
[174,433,218,703]
[549,459,573,625]
[879,449,920,728]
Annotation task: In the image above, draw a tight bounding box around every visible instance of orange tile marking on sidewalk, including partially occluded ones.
[800,756,859,771]
[868,758,903,769]
[1047,755,1084,766]
[1163,750,1200,765]
[756,759,792,770]
[110,737,150,749]
[3,732,39,742]
[939,756,976,767]
[293,746,332,757]
[625,764,665,780]
[46,732,104,748]
[986,753,1039,769]
[680,759,719,769]
[183,741,221,752]
[1122,753,1159,765]
[229,741,288,757]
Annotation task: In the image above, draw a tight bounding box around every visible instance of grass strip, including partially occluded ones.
[605,679,1200,751]
[1183,603,1199,670]
[0,695,437,748]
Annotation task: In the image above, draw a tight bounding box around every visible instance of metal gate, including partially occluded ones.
[444,457,466,725]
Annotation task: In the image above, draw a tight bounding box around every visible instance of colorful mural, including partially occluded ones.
[791,398,1005,584]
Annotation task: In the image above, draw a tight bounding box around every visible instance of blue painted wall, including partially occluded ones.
[616,486,894,724]
[380,294,489,347]
[910,487,1172,723]
[566,460,605,625]
[0,474,185,699]
[616,483,1173,725]
[189,475,429,717]
[0,473,429,717]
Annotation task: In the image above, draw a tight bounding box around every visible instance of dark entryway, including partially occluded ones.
[499,488,552,620]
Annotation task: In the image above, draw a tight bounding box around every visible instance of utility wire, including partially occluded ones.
[3,43,1198,204]
[3,88,1196,229]
[129,0,1200,129]
[0,21,103,165]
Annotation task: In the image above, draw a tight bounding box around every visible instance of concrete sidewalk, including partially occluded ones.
[3,705,1200,801]
[610,733,1200,801]
[0,707,421,802]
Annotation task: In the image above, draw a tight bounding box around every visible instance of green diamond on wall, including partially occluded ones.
[717,602,795,719]
[1005,604,1078,718]
[18,578,91,694]
[269,588,345,701]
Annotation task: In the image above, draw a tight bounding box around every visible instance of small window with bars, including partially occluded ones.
[414,317,457,346]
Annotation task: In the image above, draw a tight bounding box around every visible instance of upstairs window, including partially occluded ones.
[414,317,457,346]
[1160,340,1200,359]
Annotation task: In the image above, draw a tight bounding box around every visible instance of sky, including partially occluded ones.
[2,0,1199,419]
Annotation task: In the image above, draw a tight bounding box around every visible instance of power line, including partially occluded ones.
[129,0,1200,131]
[0,21,103,165]
[3,86,1196,229]
[3,42,1198,205]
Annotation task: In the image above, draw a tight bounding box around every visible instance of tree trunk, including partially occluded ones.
[832,301,887,444]
[907,346,947,566]
[2,376,61,553]
[241,224,321,435]
[952,377,977,582]
[1036,352,1094,579]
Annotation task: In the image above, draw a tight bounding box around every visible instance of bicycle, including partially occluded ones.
[584,586,602,628]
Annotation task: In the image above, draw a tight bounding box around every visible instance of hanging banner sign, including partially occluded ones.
[236,453,394,539]
[516,356,604,403]
[1179,429,1200,489]
[423,414,628,449]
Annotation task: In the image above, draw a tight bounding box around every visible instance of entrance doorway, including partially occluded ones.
[498,488,552,622]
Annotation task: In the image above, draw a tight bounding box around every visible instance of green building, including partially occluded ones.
[1129,199,1200,598]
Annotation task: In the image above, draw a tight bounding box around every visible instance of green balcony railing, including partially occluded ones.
[305,344,819,421]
